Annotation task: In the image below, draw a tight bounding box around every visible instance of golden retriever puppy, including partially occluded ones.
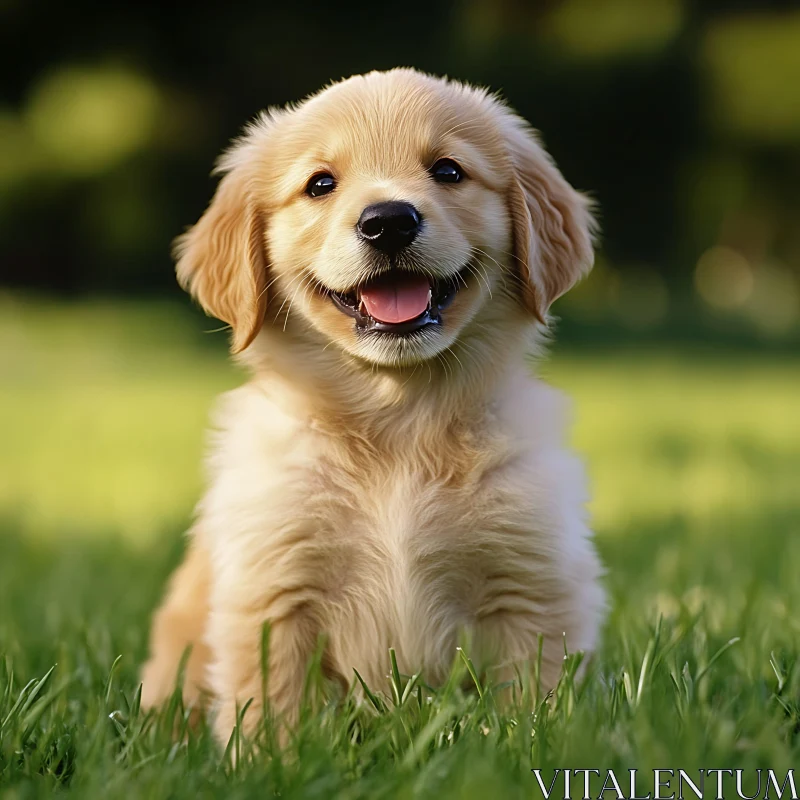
[140,68,605,745]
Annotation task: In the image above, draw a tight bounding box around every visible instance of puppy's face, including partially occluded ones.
[176,70,595,367]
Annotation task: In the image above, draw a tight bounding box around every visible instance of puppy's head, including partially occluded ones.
[176,69,595,366]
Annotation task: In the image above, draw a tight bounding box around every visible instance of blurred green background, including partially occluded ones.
[0,2,798,600]
[1,1,800,790]
[2,0,799,539]
[1,0,799,613]
[2,0,800,345]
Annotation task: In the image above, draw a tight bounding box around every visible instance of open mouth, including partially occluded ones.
[330,270,461,335]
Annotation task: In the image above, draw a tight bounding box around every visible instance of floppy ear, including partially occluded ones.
[174,167,268,353]
[502,113,597,322]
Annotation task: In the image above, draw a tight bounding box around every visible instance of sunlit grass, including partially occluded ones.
[3,297,797,545]
[1,299,799,797]
[0,297,239,542]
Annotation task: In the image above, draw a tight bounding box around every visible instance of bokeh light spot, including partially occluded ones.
[745,262,799,336]
[546,0,683,60]
[703,12,800,142]
[25,65,160,176]
[0,109,46,194]
[694,246,754,310]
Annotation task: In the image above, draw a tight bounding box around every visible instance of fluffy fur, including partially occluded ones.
[140,68,605,745]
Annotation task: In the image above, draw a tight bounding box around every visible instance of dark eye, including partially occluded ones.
[306,172,336,197]
[430,158,464,184]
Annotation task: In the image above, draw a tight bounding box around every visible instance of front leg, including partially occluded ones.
[205,530,327,748]
[140,535,212,718]
[208,601,320,746]
[470,526,605,701]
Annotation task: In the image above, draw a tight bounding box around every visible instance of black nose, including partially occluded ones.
[356,201,421,253]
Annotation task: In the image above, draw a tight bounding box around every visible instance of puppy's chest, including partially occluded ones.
[327,426,476,505]
[307,436,525,680]
[313,435,514,590]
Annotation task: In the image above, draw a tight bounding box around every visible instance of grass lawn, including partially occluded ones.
[1,298,799,798]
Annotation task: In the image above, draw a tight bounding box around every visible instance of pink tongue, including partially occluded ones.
[360,275,431,324]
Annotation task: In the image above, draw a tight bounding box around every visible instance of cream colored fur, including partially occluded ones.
[140,68,605,746]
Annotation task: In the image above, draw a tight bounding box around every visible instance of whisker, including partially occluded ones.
[270,271,308,322]
[447,345,465,374]
[273,270,314,327]
[283,272,317,332]
[203,323,233,335]
[465,258,493,297]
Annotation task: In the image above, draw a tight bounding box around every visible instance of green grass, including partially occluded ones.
[1,297,799,798]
